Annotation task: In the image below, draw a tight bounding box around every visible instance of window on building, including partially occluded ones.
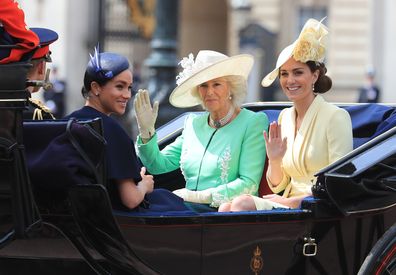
[298,6,328,36]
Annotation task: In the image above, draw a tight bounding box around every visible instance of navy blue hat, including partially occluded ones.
[86,48,130,81]
[30,27,58,61]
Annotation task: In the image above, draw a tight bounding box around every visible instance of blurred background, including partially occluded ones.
[18,0,396,134]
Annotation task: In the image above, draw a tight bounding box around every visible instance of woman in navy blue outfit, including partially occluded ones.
[64,48,154,210]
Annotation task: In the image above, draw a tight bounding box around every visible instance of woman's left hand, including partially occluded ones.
[137,167,154,194]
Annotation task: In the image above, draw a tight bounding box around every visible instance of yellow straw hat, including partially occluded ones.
[261,18,329,87]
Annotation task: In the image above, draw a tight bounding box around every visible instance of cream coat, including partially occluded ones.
[268,95,353,198]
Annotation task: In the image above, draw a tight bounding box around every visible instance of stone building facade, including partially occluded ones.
[19,0,396,116]
[180,0,379,102]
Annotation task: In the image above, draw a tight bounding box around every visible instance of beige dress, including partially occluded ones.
[254,95,353,210]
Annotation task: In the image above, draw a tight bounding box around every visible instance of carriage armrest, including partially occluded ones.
[300,196,341,217]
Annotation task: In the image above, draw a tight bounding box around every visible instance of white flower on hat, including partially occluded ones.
[176,53,196,85]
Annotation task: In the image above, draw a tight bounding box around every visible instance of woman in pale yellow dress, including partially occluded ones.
[219,18,353,212]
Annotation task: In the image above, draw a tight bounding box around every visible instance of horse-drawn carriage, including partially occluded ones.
[0,62,395,275]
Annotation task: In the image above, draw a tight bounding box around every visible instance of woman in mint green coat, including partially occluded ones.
[134,50,268,210]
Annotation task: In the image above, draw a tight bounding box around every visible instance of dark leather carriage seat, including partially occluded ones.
[258,103,396,196]
[346,104,396,148]
[23,119,106,210]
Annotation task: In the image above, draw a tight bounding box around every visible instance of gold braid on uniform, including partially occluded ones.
[28,98,55,120]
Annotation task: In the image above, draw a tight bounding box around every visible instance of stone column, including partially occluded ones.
[144,0,180,127]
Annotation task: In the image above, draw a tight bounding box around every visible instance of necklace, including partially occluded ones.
[209,106,235,129]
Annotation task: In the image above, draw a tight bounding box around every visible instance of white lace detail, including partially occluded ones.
[210,184,258,208]
[179,146,188,180]
[210,147,259,208]
[209,147,232,207]
[219,147,231,185]
[211,193,228,208]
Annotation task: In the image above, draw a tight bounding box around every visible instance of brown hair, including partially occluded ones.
[306,61,332,94]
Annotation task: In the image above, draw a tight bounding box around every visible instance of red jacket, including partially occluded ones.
[0,0,39,64]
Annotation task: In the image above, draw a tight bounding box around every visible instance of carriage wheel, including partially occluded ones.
[358,223,396,275]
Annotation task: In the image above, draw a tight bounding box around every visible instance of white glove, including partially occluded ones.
[133,89,159,139]
[173,188,213,204]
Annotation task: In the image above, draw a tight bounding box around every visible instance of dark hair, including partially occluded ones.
[306,61,332,94]
[81,71,110,99]
[81,51,130,99]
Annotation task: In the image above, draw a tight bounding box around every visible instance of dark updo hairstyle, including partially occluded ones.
[81,50,130,99]
[306,61,332,94]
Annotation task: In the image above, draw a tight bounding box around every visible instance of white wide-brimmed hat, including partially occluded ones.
[169,50,254,108]
[261,18,329,87]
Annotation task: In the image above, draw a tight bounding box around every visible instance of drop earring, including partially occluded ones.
[312,83,315,92]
